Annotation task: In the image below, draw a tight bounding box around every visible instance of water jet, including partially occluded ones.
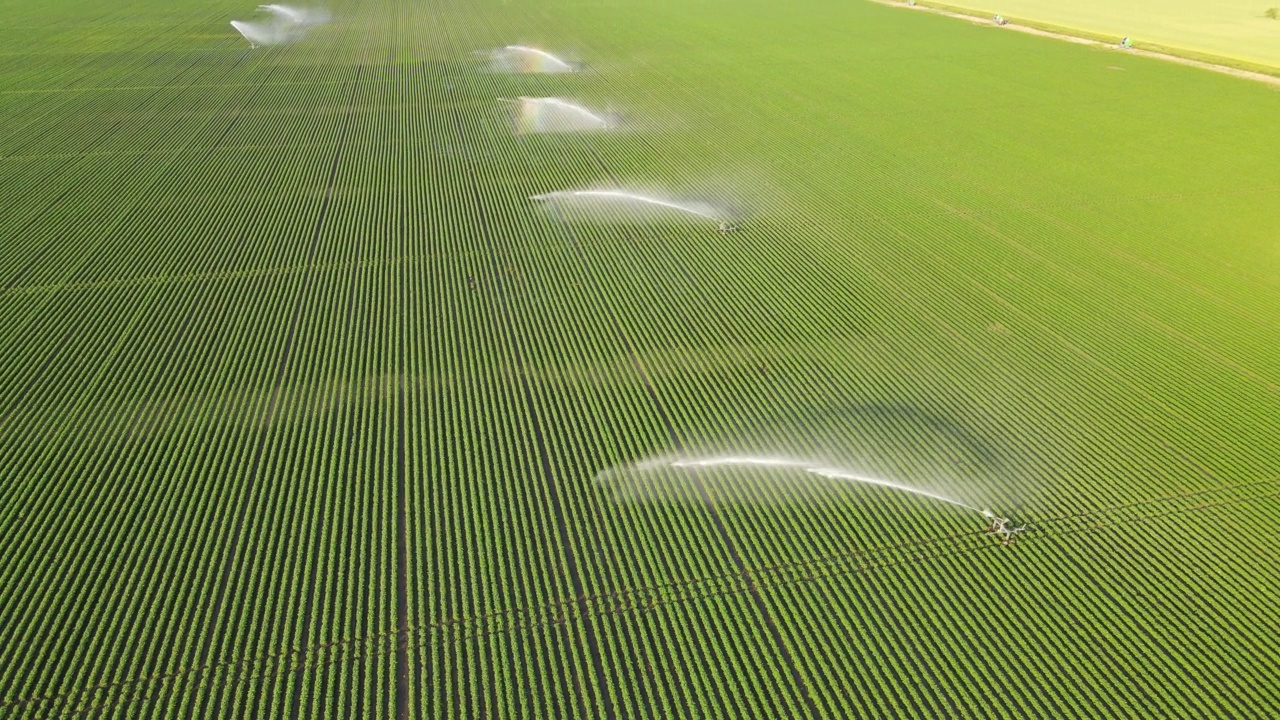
[502,97,611,134]
[601,454,1018,537]
[530,190,728,226]
[491,45,576,73]
[231,4,328,48]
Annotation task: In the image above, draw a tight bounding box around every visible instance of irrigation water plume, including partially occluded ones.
[669,456,984,512]
[257,4,330,25]
[230,20,291,47]
[502,97,612,134]
[231,4,328,48]
[530,190,734,230]
[601,455,1020,538]
[491,45,576,74]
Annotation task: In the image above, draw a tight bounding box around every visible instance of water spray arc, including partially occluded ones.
[230,21,281,49]
[607,455,1024,543]
[670,456,981,511]
[530,190,736,231]
[230,4,328,48]
[502,97,611,134]
[491,45,576,73]
[257,4,330,25]
[258,4,304,22]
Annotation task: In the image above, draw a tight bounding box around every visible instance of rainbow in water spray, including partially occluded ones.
[492,45,576,73]
[502,97,611,134]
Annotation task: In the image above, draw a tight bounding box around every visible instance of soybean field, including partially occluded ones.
[1,0,1278,718]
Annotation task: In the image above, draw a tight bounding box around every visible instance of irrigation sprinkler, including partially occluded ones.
[230,20,276,48]
[530,190,733,229]
[983,512,1028,545]
[600,454,1030,544]
[231,4,328,48]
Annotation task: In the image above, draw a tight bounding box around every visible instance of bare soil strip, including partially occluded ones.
[874,0,1280,89]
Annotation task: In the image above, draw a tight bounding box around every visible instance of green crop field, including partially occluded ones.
[922,0,1280,69]
[2,0,1278,717]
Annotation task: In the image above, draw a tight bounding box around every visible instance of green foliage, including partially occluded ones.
[1266,7,1278,20]
[1,0,1278,718]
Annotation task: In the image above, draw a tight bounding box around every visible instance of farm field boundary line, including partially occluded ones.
[14,479,1275,717]
[870,0,1280,88]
